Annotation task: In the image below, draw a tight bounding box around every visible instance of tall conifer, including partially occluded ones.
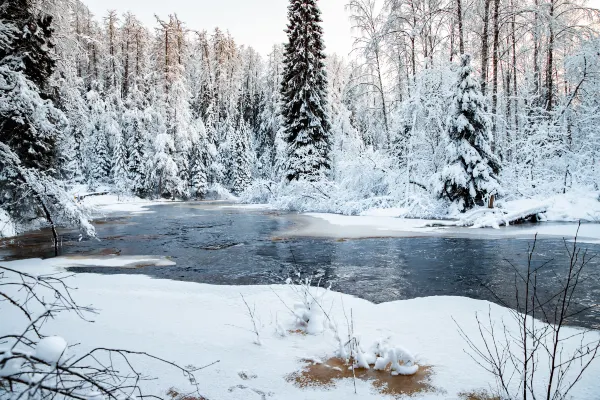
[280,0,331,182]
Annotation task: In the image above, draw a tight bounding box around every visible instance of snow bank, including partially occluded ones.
[2,257,599,399]
[54,255,176,268]
[288,212,600,243]
[242,178,600,232]
[69,185,165,215]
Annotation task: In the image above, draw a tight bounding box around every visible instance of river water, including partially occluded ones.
[2,202,599,329]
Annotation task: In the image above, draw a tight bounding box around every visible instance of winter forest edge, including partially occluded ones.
[1,0,600,239]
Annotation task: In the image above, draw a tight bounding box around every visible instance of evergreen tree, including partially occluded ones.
[83,89,111,184]
[433,55,501,211]
[123,82,148,195]
[111,129,128,194]
[255,44,284,179]
[189,118,209,198]
[0,0,58,171]
[144,96,182,198]
[0,0,94,240]
[227,117,253,195]
[280,0,331,182]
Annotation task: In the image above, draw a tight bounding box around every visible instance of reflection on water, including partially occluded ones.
[1,202,599,329]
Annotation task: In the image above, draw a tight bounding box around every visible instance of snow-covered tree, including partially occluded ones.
[280,0,332,182]
[226,118,253,195]
[111,129,128,194]
[255,44,284,179]
[0,0,93,240]
[432,55,501,211]
[189,118,210,198]
[123,81,148,195]
[83,89,111,184]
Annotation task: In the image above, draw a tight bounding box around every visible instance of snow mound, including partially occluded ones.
[35,336,67,364]
[0,208,16,238]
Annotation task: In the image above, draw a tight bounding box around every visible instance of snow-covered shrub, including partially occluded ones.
[284,276,331,335]
[204,183,237,201]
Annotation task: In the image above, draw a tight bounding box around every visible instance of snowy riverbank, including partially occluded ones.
[2,256,600,399]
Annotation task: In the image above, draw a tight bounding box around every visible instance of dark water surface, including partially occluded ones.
[1,202,599,329]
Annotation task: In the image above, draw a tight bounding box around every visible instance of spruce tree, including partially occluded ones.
[433,55,501,211]
[280,0,331,182]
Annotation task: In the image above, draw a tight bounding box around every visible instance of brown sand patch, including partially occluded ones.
[458,390,500,400]
[287,357,436,397]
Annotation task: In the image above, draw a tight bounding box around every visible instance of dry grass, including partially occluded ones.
[287,329,308,336]
[458,390,500,400]
[166,387,208,400]
[287,357,437,398]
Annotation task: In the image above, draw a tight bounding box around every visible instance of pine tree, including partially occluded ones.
[433,55,501,211]
[280,0,332,182]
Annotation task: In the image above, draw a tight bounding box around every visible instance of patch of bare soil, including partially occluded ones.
[287,357,437,398]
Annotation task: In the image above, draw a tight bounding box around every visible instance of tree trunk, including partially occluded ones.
[546,0,555,111]
[511,0,518,136]
[491,0,500,140]
[533,0,540,100]
[457,0,464,54]
[481,0,491,94]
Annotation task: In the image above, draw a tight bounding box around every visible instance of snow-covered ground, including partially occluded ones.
[2,256,599,399]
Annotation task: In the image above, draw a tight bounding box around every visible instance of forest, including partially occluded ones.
[1,0,599,237]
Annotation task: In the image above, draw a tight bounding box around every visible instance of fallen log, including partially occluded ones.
[75,191,110,201]
[423,204,549,229]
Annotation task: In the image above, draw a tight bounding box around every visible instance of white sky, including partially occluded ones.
[83,0,600,57]
[84,0,355,57]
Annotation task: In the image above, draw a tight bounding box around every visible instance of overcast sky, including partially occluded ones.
[84,0,355,57]
[84,0,600,57]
